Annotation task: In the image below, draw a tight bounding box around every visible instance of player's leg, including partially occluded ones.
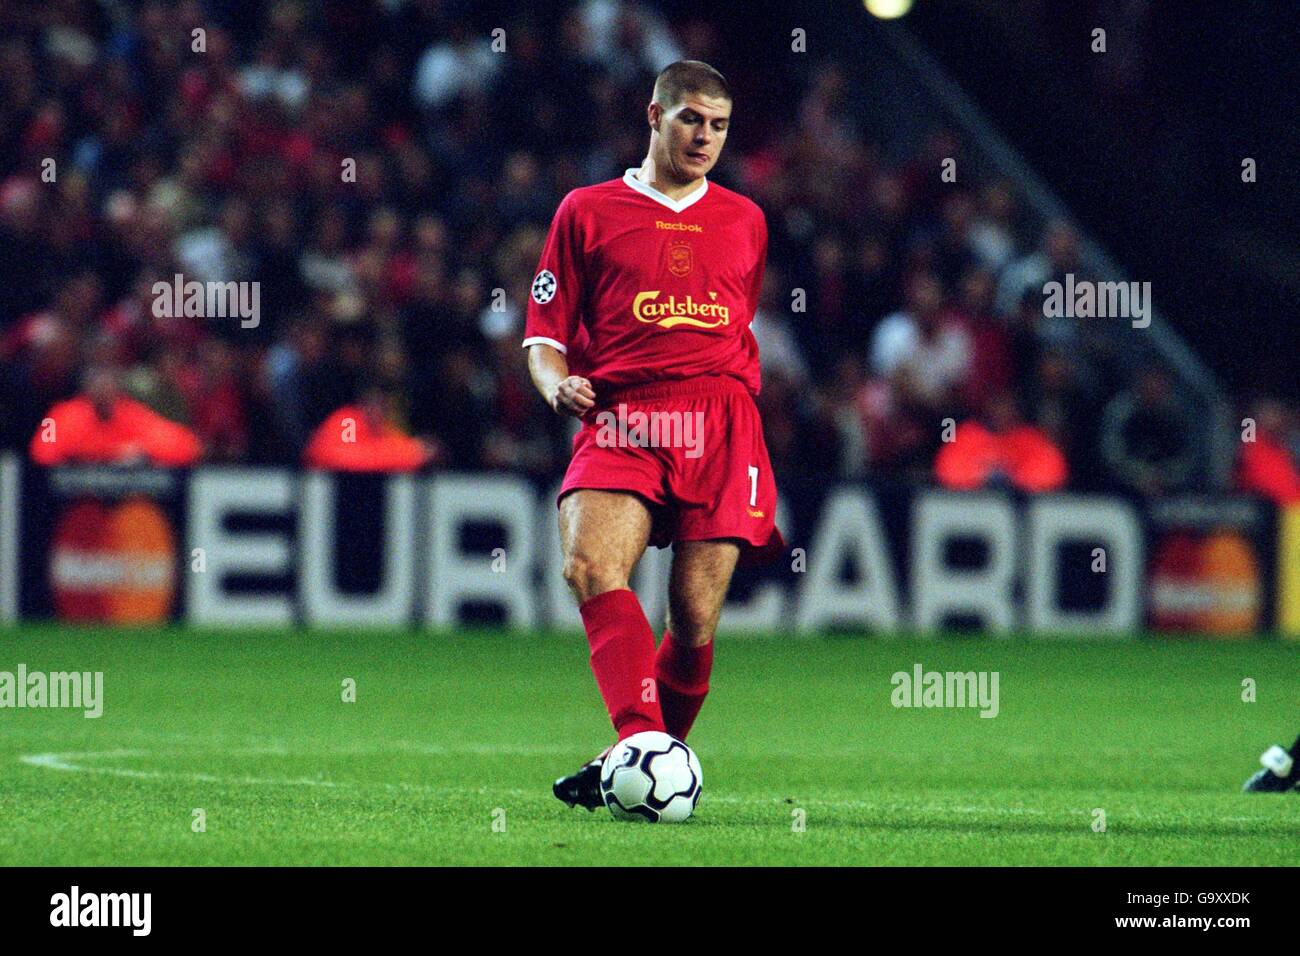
[1243,732,1300,793]
[656,538,741,741]
[559,488,666,739]
[552,488,663,810]
[654,381,780,741]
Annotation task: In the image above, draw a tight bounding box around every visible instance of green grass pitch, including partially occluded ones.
[1,625,1296,866]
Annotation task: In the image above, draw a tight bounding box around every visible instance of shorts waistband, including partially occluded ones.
[598,375,749,407]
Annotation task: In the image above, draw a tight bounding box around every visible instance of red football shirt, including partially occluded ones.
[523,169,768,395]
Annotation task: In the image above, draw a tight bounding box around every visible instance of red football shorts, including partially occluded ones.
[558,374,784,566]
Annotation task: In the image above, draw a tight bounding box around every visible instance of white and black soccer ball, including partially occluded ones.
[599,731,702,823]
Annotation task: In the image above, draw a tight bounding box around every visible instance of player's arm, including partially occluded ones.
[527,343,594,417]
[523,191,592,417]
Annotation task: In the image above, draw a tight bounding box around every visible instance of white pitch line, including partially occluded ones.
[21,727,1094,762]
[18,748,545,797]
[17,748,1274,823]
[12,749,1068,815]
[20,750,343,789]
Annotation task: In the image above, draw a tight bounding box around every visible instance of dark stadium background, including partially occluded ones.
[1,0,1295,495]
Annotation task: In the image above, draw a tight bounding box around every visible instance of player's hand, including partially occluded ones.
[551,376,596,417]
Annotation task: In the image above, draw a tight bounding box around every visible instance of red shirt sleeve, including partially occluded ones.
[522,191,585,355]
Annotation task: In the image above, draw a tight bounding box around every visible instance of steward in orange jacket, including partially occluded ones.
[304,387,433,473]
[30,366,201,467]
[1236,403,1300,504]
[934,394,1067,493]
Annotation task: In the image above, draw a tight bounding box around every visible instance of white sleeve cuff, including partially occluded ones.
[521,336,567,354]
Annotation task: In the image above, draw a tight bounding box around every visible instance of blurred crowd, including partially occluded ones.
[1,0,1297,502]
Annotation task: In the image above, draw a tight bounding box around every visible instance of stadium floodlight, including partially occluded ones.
[864,0,914,19]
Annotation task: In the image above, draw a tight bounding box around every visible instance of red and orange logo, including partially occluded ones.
[50,497,177,623]
[1149,529,1261,635]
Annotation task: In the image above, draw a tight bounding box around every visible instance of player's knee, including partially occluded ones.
[562,552,628,604]
[666,606,718,646]
[673,626,715,648]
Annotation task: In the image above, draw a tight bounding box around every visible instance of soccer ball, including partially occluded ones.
[599,731,702,823]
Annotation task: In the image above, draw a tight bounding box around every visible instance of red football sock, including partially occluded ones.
[579,589,665,739]
[654,630,713,742]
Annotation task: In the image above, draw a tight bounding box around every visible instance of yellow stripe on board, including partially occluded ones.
[1279,506,1300,639]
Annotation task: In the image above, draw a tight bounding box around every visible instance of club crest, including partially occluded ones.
[667,240,692,277]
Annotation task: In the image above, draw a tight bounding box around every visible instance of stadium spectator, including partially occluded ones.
[412,20,503,112]
[0,176,51,329]
[1023,348,1098,488]
[413,343,499,470]
[29,364,201,467]
[480,318,569,480]
[1100,366,1196,496]
[861,271,971,474]
[175,339,247,462]
[857,369,932,476]
[264,315,330,456]
[749,266,809,387]
[934,392,1067,492]
[575,0,684,84]
[967,180,1019,273]
[818,354,870,480]
[1236,400,1300,504]
[303,383,434,473]
[950,265,1012,413]
[800,233,853,378]
[929,192,982,293]
[869,271,972,409]
[846,231,900,343]
[0,358,38,452]
[995,219,1085,316]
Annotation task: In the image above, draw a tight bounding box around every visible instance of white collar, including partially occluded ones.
[623,168,709,213]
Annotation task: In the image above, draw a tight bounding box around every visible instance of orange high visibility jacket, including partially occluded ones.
[304,405,428,473]
[1236,433,1300,504]
[934,420,1067,493]
[30,395,201,467]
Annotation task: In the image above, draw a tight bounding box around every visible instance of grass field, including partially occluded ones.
[0,625,1296,866]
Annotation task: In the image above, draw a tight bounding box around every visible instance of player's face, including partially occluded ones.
[658,94,731,181]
